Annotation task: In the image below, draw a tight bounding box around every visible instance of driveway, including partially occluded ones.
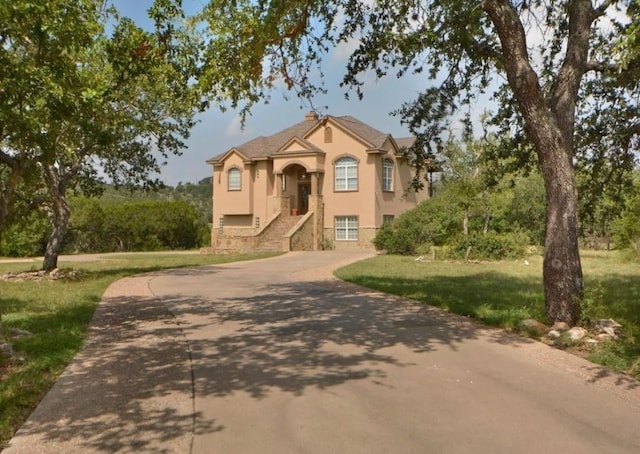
[4,251,640,453]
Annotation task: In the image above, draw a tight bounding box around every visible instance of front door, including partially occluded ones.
[298,183,310,214]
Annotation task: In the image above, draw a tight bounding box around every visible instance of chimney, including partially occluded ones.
[304,111,319,121]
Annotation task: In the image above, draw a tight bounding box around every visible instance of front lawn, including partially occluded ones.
[335,250,640,379]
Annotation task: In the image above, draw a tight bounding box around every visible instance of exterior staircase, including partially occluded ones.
[254,214,302,251]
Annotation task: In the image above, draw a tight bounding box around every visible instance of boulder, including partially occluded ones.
[550,321,570,332]
[547,330,562,340]
[567,327,587,342]
[600,326,618,339]
[519,319,549,337]
[595,319,622,330]
[596,333,615,342]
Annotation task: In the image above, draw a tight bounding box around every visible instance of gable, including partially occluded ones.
[276,136,324,155]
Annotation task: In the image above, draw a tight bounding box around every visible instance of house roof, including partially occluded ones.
[395,137,417,150]
[207,114,415,164]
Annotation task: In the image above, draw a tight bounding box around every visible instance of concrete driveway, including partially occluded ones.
[4,251,640,453]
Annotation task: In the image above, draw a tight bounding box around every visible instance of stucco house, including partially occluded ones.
[206,112,429,252]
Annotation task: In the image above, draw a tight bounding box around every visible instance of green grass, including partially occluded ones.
[0,251,280,447]
[335,250,640,379]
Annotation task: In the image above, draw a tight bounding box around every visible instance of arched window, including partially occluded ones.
[324,127,333,143]
[382,158,394,191]
[228,167,241,191]
[334,157,358,191]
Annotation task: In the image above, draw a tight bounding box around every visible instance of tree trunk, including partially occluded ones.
[42,165,71,272]
[540,146,583,324]
[42,206,70,271]
[482,0,591,324]
[462,208,469,236]
[483,204,491,235]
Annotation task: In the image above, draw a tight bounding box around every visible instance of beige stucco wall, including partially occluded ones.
[210,116,428,251]
[305,119,427,247]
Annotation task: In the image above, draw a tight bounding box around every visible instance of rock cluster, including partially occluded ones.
[518,318,623,346]
[1,268,80,282]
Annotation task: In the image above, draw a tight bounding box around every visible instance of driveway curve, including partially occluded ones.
[5,251,640,453]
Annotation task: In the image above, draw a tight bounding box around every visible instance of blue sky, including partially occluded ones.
[111,1,435,186]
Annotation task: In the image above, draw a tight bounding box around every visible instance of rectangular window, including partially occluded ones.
[383,215,395,225]
[335,157,358,191]
[228,168,241,191]
[335,216,358,241]
[382,159,393,191]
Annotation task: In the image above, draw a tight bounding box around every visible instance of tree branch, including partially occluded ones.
[593,0,615,18]
[585,60,619,72]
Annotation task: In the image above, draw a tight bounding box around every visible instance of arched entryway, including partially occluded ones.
[281,163,312,215]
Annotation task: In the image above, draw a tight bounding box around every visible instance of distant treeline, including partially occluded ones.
[0,178,212,257]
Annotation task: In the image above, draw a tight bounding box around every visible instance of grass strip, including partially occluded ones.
[335,250,640,379]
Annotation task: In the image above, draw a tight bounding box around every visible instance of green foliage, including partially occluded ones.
[0,0,207,269]
[66,198,209,253]
[0,210,49,257]
[447,232,528,260]
[581,280,607,325]
[373,161,544,258]
[611,177,640,253]
[373,191,461,254]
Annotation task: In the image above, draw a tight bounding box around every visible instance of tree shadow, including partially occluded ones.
[343,271,546,324]
[4,292,222,453]
[159,278,533,402]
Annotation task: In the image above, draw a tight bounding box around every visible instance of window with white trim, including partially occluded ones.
[228,168,241,191]
[335,157,358,191]
[382,158,393,191]
[335,216,358,241]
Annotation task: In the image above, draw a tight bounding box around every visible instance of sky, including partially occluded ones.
[112,0,436,187]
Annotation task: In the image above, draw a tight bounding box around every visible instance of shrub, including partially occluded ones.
[447,232,528,260]
[0,210,49,257]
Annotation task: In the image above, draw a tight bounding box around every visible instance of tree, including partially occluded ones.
[1,1,205,270]
[193,0,640,325]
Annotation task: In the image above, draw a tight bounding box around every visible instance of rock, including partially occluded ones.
[9,328,33,339]
[550,321,570,332]
[595,318,622,330]
[585,339,598,346]
[49,268,61,279]
[519,319,549,336]
[0,342,24,362]
[547,330,562,340]
[567,327,587,342]
[600,326,618,339]
[596,333,615,342]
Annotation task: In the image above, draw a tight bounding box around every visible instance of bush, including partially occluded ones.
[0,210,49,257]
[373,195,461,255]
[447,232,528,260]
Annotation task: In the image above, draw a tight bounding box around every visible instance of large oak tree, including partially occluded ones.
[0,0,204,271]
[194,0,640,325]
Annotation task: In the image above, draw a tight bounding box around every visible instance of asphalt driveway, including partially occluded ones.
[4,251,640,453]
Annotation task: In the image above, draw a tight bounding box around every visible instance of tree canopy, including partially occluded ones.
[0,0,206,270]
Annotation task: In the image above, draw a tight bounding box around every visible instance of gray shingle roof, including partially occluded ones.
[331,116,389,149]
[207,114,413,163]
[395,137,417,150]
